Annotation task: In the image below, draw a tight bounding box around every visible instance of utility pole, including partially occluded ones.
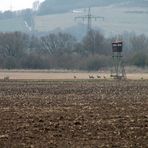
[75,7,104,32]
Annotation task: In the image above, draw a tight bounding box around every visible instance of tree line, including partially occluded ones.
[0,30,148,70]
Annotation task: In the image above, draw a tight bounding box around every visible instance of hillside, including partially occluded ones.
[38,0,148,15]
[0,0,147,36]
[34,6,148,37]
[0,17,28,32]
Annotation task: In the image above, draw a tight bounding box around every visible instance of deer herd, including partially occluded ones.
[73,75,106,79]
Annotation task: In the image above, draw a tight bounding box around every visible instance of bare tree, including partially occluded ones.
[130,34,148,52]
[0,32,29,58]
[82,30,106,55]
[41,32,76,56]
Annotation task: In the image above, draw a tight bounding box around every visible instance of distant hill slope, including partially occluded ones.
[38,0,148,15]
[0,0,147,35]
[34,5,148,37]
[0,17,28,32]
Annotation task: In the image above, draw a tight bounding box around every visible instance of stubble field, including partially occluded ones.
[0,79,147,147]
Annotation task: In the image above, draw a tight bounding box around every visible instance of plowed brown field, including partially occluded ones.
[0,80,147,147]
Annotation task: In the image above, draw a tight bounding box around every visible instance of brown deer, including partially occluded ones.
[97,75,101,79]
[74,76,77,79]
[89,75,94,79]
[4,76,9,81]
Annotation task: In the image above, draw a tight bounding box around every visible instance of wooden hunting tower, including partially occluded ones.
[111,41,126,79]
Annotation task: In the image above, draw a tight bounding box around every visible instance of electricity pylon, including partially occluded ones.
[75,7,104,31]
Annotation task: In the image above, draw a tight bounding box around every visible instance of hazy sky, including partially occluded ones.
[0,0,44,11]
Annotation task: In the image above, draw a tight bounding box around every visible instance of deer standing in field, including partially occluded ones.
[97,75,101,79]
[4,76,9,81]
[74,76,77,79]
[89,75,94,79]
